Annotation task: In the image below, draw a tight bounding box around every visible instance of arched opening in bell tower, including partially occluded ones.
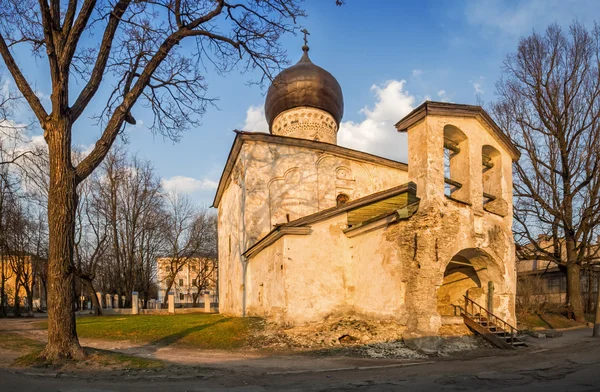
[437,248,500,319]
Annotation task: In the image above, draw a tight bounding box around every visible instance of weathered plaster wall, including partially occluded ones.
[244,240,286,321]
[271,106,338,144]
[403,114,516,337]
[350,227,408,321]
[217,166,245,316]
[218,139,407,317]
[244,213,409,325]
[240,141,408,247]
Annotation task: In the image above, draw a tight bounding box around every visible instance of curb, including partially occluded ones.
[265,360,435,376]
[9,369,210,381]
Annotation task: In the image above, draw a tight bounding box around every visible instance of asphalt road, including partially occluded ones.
[1,329,599,392]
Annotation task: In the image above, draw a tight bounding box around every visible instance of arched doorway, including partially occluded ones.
[437,248,497,317]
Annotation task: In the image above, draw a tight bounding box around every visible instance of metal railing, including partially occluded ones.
[463,295,518,346]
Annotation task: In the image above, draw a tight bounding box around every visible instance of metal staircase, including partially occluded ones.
[460,295,527,349]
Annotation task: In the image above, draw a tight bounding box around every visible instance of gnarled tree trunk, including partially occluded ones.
[44,123,85,360]
[566,263,584,322]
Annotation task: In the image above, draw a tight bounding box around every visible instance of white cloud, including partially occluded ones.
[469,77,485,95]
[412,69,423,78]
[338,80,415,163]
[464,0,598,38]
[242,105,269,133]
[161,175,218,194]
[437,90,451,102]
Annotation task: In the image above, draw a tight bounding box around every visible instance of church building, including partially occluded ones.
[213,40,520,343]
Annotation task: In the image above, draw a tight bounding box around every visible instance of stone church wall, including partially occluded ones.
[218,109,517,343]
[239,140,408,248]
[217,165,245,316]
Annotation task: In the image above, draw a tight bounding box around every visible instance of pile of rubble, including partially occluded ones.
[251,315,406,349]
[250,315,488,358]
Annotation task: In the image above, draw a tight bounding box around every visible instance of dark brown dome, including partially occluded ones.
[265,48,344,128]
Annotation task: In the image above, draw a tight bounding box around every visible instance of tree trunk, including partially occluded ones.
[43,123,85,360]
[566,263,585,322]
[593,270,600,337]
[0,263,6,317]
[24,286,34,317]
[83,279,102,316]
[14,284,20,316]
[587,271,594,313]
[162,278,175,304]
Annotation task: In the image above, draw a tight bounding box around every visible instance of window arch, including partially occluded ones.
[481,145,502,204]
[336,193,350,206]
[443,125,470,202]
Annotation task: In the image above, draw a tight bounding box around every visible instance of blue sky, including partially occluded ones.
[5,0,600,205]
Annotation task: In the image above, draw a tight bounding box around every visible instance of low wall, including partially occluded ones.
[76,307,219,316]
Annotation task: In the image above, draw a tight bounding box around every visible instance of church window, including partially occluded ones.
[179,278,184,286]
[443,125,470,202]
[336,193,350,206]
[179,293,184,301]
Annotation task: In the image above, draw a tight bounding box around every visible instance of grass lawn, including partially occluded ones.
[0,331,162,370]
[68,313,262,350]
[517,312,590,330]
[0,331,44,352]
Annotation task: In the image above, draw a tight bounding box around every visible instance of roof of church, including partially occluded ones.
[264,45,344,128]
[243,182,419,260]
[212,131,408,208]
[395,101,521,161]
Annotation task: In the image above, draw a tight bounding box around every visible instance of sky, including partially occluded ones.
[4,0,600,206]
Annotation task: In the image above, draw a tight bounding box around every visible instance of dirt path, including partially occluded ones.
[1,327,599,391]
[0,318,433,373]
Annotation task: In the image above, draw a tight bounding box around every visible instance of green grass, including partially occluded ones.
[0,331,162,370]
[517,312,588,330]
[12,347,163,370]
[0,332,44,352]
[70,313,263,349]
[84,348,164,369]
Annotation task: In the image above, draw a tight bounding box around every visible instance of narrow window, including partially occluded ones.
[443,125,469,202]
[179,278,184,286]
[482,145,502,205]
[179,293,184,301]
[336,193,349,206]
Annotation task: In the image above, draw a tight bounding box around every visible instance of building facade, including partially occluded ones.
[516,239,599,312]
[214,42,520,345]
[156,256,218,306]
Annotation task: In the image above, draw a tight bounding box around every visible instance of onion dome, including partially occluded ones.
[264,42,344,130]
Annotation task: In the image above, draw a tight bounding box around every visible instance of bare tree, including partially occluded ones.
[0,164,18,316]
[160,194,211,304]
[73,169,108,316]
[6,200,38,317]
[493,22,600,322]
[0,0,305,359]
[135,200,164,308]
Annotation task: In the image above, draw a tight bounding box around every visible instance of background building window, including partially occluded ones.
[547,276,566,293]
[179,278,184,286]
[179,293,184,301]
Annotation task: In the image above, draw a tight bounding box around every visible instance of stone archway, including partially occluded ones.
[436,248,501,318]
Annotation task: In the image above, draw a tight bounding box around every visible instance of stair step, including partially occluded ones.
[460,297,526,349]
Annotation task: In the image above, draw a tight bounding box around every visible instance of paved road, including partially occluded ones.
[1,329,599,391]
